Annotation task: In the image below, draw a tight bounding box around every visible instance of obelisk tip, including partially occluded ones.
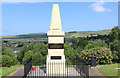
[50,4,62,30]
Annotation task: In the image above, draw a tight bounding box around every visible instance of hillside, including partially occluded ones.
[66,29,111,38]
[2,29,111,39]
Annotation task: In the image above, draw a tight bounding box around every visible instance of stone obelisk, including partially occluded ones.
[46,4,65,75]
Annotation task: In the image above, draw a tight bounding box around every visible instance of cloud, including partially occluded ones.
[91,1,112,12]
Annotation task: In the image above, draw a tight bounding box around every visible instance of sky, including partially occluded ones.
[2,2,118,36]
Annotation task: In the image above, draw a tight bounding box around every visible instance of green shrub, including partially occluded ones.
[19,43,77,65]
[2,44,16,65]
[80,47,113,65]
[0,55,2,64]
[85,41,108,50]
[64,44,76,63]
[2,55,13,67]
[17,43,47,65]
[23,50,32,64]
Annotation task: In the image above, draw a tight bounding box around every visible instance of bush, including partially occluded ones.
[0,55,2,64]
[2,44,16,65]
[2,55,13,67]
[22,50,32,64]
[80,47,113,65]
[109,39,120,62]
[19,43,77,65]
[64,44,76,63]
[85,41,108,50]
[17,43,48,65]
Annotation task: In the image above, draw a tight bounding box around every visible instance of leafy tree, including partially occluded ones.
[84,41,108,50]
[2,55,13,67]
[32,53,44,65]
[109,26,120,62]
[109,26,119,42]
[77,38,88,51]
[64,44,76,63]
[22,50,32,63]
[71,39,78,49]
[70,37,88,53]
[17,42,47,65]
[0,55,2,64]
[17,45,28,64]
[2,44,16,65]
[19,43,78,64]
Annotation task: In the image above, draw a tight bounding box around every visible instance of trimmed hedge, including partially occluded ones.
[80,47,113,65]
[2,55,13,67]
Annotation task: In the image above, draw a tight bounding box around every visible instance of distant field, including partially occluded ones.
[2,36,17,38]
[2,29,111,39]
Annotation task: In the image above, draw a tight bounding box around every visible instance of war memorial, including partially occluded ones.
[22,4,89,77]
[2,2,119,78]
[46,4,65,75]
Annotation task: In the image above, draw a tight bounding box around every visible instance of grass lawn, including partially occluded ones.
[2,65,24,77]
[0,67,2,78]
[96,64,120,78]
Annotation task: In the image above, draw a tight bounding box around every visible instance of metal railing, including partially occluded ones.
[75,57,89,78]
[24,56,32,78]
[24,56,89,78]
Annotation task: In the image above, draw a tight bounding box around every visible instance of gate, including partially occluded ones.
[24,56,89,78]
[24,56,32,78]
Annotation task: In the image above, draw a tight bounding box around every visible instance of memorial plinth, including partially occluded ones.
[46,4,65,75]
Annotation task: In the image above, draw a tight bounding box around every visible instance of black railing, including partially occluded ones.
[24,56,89,78]
[24,56,32,78]
[75,62,89,78]
[74,57,89,78]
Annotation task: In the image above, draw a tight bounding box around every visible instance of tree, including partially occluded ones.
[22,50,32,64]
[84,41,108,50]
[17,42,47,65]
[109,26,120,62]
[2,43,16,65]
[70,37,88,53]
[109,26,119,42]
[64,44,76,63]
[77,37,88,51]
[2,55,13,67]
[17,45,28,64]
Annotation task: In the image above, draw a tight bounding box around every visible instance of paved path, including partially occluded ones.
[28,66,80,76]
[5,68,24,78]
[8,66,105,78]
[11,68,24,76]
[89,68,105,77]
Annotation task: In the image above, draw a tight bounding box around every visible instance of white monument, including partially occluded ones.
[46,4,65,75]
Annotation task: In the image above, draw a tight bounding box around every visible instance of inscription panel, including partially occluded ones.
[51,56,61,60]
[48,44,64,49]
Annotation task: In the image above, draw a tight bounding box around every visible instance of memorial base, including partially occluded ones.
[46,55,65,75]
